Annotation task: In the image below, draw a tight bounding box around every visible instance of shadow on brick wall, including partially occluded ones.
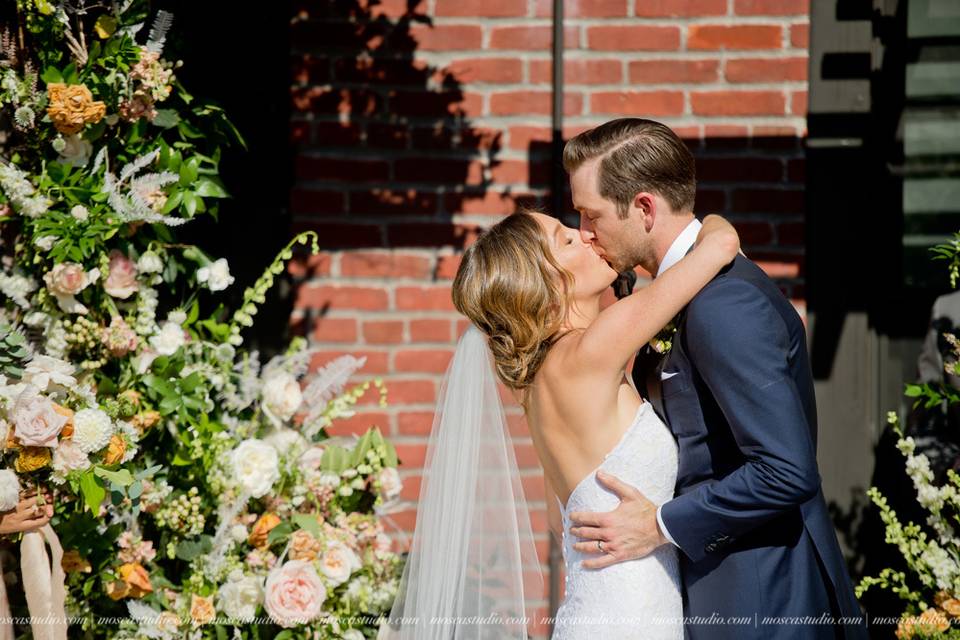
[289,0,508,250]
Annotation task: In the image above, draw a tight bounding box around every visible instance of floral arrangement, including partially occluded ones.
[858,236,960,639]
[0,2,405,638]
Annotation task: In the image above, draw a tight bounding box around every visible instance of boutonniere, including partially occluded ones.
[649,321,677,355]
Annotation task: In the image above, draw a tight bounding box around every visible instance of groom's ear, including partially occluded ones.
[632,192,656,231]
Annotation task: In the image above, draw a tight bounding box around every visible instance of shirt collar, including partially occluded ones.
[655,218,702,277]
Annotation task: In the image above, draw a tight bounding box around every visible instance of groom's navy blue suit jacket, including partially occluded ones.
[632,255,867,640]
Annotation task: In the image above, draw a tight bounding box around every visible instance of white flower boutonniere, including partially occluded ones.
[650,321,677,355]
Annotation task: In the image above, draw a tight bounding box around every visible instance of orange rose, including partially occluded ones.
[53,404,74,439]
[14,446,51,473]
[46,83,106,135]
[102,434,126,465]
[247,513,281,550]
[61,550,92,573]
[113,562,152,599]
[190,594,215,627]
[943,598,960,618]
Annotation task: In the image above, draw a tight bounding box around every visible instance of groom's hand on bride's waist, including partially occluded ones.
[567,470,668,569]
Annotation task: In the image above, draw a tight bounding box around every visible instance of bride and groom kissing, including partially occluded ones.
[384,118,868,639]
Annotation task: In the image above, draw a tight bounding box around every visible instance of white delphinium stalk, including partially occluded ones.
[134,287,160,336]
[0,270,38,308]
[0,161,50,218]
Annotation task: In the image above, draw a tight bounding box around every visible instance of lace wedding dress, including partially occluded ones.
[553,401,683,639]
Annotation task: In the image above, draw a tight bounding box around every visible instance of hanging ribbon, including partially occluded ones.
[0,524,68,640]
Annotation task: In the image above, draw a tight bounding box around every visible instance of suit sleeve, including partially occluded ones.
[659,278,821,563]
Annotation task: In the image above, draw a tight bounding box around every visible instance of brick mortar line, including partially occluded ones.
[299,16,809,27]
[290,47,811,60]
[292,80,811,91]
[292,114,809,129]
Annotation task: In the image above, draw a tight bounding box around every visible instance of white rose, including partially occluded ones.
[217,573,263,623]
[231,439,280,498]
[137,251,164,274]
[377,467,403,501]
[71,408,115,454]
[0,470,20,511]
[197,258,235,292]
[261,372,302,426]
[70,205,88,221]
[342,631,365,640]
[319,540,361,587]
[149,321,186,356]
[0,420,8,448]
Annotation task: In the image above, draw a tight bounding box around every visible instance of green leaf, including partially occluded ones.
[292,513,322,538]
[152,109,180,129]
[904,385,924,398]
[79,470,105,513]
[175,535,213,561]
[94,466,135,487]
[383,440,398,468]
[180,372,203,394]
[320,445,349,474]
[41,66,63,84]
[194,179,228,198]
[267,521,294,546]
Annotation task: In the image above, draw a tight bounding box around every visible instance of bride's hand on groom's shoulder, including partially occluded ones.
[567,471,668,569]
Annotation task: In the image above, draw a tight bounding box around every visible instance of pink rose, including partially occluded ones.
[297,446,326,472]
[103,250,139,299]
[43,262,99,314]
[12,386,67,447]
[264,560,326,628]
[44,262,91,296]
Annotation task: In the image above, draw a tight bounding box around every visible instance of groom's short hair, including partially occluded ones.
[563,118,696,219]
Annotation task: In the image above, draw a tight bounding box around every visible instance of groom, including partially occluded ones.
[563,119,867,639]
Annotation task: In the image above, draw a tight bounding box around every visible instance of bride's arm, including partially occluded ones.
[575,215,739,374]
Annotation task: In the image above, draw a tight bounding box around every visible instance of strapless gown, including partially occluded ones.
[552,401,682,639]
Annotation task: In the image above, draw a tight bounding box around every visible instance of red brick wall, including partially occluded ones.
[289,0,808,632]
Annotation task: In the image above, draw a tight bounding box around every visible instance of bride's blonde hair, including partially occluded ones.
[452,210,575,391]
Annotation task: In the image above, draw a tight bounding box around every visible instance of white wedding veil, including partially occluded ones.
[384,325,544,638]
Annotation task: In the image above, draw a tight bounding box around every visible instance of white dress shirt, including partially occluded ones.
[653,218,701,548]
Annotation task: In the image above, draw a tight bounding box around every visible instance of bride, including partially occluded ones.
[384,210,739,639]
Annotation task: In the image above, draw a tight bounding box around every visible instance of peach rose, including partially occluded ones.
[289,529,323,562]
[190,594,215,627]
[103,434,126,465]
[264,560,326,628]
[46,83,106,135]
[53,404,74,439]
[248,513,282,550]
[103,250,139,299]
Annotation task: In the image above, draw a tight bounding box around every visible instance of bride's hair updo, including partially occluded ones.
[452,210,575,391]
